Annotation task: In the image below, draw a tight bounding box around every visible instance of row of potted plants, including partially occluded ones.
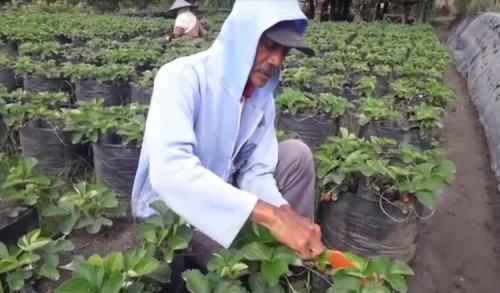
[0,154,415,292]
[0,89,147,200]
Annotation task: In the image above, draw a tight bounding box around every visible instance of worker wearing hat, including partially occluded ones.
[166,0,207,41]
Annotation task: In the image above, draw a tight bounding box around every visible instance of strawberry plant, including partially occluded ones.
[0,229,74,292]
[136,200,193,265]
[41,181,121,235]
[62,63,135,84]
[326,252,414,293]
[356,97,401,127]
[55,248,165,293]
[14,57,64,79]
[408,103,445,138]
[0,157,63,217]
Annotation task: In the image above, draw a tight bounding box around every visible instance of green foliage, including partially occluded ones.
[62,99,148,146]
[315,128,456,209]
[41,181,121,235]
[0,229,74,292]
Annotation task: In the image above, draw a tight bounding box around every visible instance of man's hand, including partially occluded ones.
[251,200,324,260]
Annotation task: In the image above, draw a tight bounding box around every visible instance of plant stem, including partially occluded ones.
[300,264,334,288]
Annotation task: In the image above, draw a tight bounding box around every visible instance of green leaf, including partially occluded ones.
[241,242,273,261]
[182,269,210,293]
[129,257,160,276]
[168,225,193,250]
[329,273,362,293]
[414,190,435,209]
[274,247,302,266]
[344,252,368,272]
[55,277,94,293]
[6,270,28,291]
[101,271,126,293]
[385,274,408,293]
[261,258,289,286]
[60,212,79,235]
[0,242,8,257]
[104,252,124,273]
[248,273,286,293]
[389,260,414,276]
[365,255,391,278]
[42,205,69,217]
[19,252,40,265]
[122,282,145,293]
[0,259,21,274]
[361,282,390,293]
[38,263,60,280]
[213,281,248,293]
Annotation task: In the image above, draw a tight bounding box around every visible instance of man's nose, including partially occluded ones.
[268,50,285,68]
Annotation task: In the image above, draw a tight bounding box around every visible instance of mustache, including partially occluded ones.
[253,64,277,77]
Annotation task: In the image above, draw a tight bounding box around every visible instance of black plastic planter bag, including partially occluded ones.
[92,142,140,199]
[276,112,338,149]
[131,83,152,105]
[360,121,431,150]
[24,74,72,94]
[318,190,419,262]
[76,79,131,106]
[19,123,91,177]
[0,68,16,91]
[0,208,39,246]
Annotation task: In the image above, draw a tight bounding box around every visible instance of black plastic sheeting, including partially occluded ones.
[276,112,338,149]
[92,141,140,199]
[360,121,431,150]
[446,13,500,188]
[130,83,152,105]
[317,190,420,263]
[19,122,91,177]
[75,79,131,106]
[0,68,16,91]
[23,75,72,94]
[0,208,39,246]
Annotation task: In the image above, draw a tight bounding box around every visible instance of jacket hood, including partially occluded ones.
[206,0,309,101]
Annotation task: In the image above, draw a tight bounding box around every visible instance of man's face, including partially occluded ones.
[249,35,289,88]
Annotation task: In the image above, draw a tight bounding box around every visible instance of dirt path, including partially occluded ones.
[408,58,500,291]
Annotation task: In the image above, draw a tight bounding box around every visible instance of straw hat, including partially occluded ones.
[168,0,195,11]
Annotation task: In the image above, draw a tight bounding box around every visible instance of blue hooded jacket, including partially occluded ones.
[131,0,309,248]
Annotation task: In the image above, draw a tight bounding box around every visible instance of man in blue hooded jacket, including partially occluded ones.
[131,0,324,268]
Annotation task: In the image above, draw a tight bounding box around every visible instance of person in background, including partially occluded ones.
[165,0,207,41]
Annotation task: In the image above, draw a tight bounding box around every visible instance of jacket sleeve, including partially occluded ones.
[145,67,259,248]
[235,98,288,208]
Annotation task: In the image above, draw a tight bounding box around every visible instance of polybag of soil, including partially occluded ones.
[276,112,338,149]
[76,79,131,106]
[19,122,92,177]
[318,190,419,262]
[0,68,16,91]
[23,75,72,94]
[130,83,152,105]
[92,141,141,199]
[360,120,431,150]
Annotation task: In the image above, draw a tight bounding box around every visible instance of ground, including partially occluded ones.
[408,27,500,293]
[36,218,139,292]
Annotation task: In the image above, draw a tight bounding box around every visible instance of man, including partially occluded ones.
[132,0,324,269]
[166,0,207,41]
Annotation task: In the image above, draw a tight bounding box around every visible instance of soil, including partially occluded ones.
[36,217,140,293]
[408,26,500,293]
